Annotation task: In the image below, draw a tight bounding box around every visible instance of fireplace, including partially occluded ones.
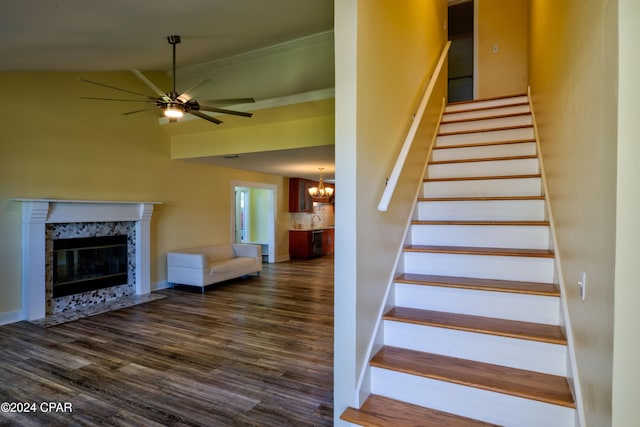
[15,199,160,321]
[53,234,129,298]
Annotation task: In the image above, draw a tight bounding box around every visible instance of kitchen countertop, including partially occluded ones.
[289,226,335,231]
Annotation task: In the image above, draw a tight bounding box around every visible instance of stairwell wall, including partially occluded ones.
[528,1,618,425]
[476,0,529,99]
[333,0,447,424]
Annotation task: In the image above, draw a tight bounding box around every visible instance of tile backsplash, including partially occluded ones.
[290,203,335,229]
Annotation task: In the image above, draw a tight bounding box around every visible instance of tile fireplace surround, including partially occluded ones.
[14,199,161,321]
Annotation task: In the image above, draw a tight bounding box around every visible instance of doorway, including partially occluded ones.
[231,181,277,264]
[448,0,475,102]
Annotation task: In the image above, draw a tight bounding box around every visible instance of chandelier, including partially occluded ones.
[308,168,334,200]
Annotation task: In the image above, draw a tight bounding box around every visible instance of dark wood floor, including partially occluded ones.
[0,256,334,426]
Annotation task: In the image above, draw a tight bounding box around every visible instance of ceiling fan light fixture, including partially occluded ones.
[164,104,184,118]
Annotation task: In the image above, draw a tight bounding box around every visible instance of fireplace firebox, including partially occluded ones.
[52,235,128,298]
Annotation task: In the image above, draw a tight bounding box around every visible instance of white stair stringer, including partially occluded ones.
[359,94,576,426]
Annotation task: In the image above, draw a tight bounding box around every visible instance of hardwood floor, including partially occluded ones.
[0,256,334,426]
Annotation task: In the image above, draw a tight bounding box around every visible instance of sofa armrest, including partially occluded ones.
[167,251,207,269]
[232,243,261,260]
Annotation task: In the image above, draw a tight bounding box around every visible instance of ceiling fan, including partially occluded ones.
[80,35,255,125]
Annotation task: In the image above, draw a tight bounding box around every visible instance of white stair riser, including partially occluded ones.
[394,283,560,324]
[443,104,530,122]
[403,252,555,283]
[411,224,550,249]
[431,142,537,162]
[371,368,576,427]
[428,158,539,179]
[384,321,567,376]
[439,115,532,134]
[437,127,534,146]
[444,95,529,113]
[423,178,542,198]
[417,200,546,221]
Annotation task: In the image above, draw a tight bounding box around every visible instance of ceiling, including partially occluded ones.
[0,0,335,180]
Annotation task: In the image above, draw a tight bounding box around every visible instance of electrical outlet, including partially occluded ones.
[578,272,587,300]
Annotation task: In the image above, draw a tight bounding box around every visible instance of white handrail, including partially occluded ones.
[377,41,451,212]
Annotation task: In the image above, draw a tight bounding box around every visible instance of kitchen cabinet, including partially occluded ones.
[289,228,334,259]
[289,230,313,259]
[322,227,334,255]
[288,178,314,213]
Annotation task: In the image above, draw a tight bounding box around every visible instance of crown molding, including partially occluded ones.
[177,30,334,75]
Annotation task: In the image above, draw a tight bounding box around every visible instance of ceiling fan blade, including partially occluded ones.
[131,69,169,100]
[198,106,253,118]
[177,78,212,103]
[122,108,155,116]
[200,98,255,106]
[189,110,223,125]
[80,78,156,100]
[80,96,155,103]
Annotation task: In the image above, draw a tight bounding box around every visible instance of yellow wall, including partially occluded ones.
[613,0,640,424]
[170,99,335,159]
[334,0,447,422]
[529,1,618,425]
[249,187,270,243]
[0,71,290,320]
[476,0,528,98]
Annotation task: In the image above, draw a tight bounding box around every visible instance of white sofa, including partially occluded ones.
[167,243,262,290]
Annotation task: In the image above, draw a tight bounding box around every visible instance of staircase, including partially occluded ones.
[341,95,576,426]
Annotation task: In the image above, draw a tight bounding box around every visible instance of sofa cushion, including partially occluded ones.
[209,257,256,275]
[205,245,236,263]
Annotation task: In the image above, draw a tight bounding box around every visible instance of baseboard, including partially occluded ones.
[0,309,24,326]
[152,280,172,291]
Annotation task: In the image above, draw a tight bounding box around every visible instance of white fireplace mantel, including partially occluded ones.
[13,199,162,321]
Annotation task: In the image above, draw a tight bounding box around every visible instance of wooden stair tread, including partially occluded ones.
[429,155,537,165]
[412,220,549,226]
[404,245,555,258]
[433,139,536,150]
[446,93,527,107]
[394,273,559,296]
[384,307,566,345]
[394,273,560,297]
[341,394,499,427]
[371,346,575,408]
[425,174,541,182]
[438,124,532,137]
[441,111,531,125]
[418,196,545,202]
